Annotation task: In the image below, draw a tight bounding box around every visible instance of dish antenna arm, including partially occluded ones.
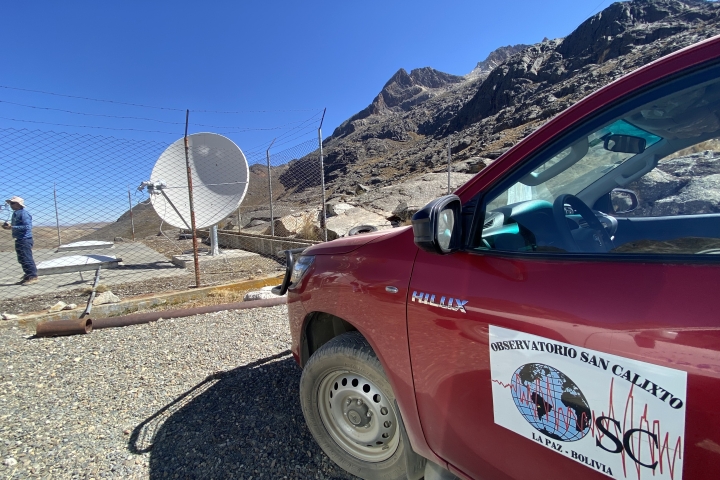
[160,189,191,230]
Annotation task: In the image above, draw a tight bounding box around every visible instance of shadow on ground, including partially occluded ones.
[129,351,357,479]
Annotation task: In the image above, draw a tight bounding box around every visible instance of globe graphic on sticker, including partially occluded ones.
[510,363,591,442]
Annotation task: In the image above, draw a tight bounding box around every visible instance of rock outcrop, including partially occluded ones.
[333,67,465,139]
[628,149,720,215]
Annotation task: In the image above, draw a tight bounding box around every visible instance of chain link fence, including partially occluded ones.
[0,127,325,315]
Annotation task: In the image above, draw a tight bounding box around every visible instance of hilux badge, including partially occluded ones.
[411,291,468,313]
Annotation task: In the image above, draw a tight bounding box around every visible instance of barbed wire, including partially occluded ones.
[0,116,181,135]
[0,99,326,132]
[191,107,322,114]
[0,84,321,114]
[0,102,325,143]
[268,138,319,165]
[242,113,324,158]
[0,85,185,112]
[0,99,187,125]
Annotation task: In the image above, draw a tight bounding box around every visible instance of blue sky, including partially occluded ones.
[0,0,619,151]
[0,0,619,224]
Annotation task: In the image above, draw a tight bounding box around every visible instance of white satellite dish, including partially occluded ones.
[146,133,249,230]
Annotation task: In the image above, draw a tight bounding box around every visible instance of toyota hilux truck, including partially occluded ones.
[275,34,720,480]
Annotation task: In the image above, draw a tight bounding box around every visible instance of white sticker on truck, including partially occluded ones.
[490,325,686,480]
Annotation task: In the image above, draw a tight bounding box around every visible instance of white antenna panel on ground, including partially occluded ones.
[149,133,249,230]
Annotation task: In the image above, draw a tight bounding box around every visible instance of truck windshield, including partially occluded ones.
[488,120,662,209]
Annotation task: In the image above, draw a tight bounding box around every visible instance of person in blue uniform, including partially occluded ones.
[2,196,38,285]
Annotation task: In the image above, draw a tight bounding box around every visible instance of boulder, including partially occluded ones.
[263,210,321,238]
[93,291,121,306]
[239,221,270,235]
[626,169,688,215]
[651,174,720,216]
[359,172,473,220]
[48,301,67,312]
[658,151,720,178]
[263,220,293,238]
[355,184,371,195]
[326,202,356,217]
[220,219,240,231]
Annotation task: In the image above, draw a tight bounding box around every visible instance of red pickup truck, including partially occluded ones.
[277,34,720,480]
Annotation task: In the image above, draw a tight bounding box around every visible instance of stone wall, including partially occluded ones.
[216,231,320,258]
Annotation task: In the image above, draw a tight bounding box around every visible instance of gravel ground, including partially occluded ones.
[0,305,357,479]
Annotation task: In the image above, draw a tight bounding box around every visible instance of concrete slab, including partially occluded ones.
[171,249,261,268]
[37,255,122,275]
[0,242,188,301]
[57,240,114,252]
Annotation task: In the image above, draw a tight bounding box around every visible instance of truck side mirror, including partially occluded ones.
[412,195,462,254]
[611,188,639,214]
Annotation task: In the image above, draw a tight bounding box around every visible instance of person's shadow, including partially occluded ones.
[129,351,357,479]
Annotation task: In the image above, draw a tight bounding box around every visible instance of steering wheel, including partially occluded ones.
[552,194,614,253]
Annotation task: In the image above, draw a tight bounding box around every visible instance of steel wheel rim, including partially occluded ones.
[317,370,400,462]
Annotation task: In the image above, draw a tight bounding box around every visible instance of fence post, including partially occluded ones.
[447,137,452,195]
[184,109,202,287]
[53,183,61,248]
[266,138,276,237]
[127,187,135,241]
[318,108,327,242]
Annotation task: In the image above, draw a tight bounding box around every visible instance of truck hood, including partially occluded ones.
[304,226,412,255]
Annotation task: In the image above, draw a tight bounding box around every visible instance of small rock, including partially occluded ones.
[48,301,67,312]
[93,291,121,306]
[62,303,78,310]
[243,290,279,301]
[4,457,17,467]
[114,237,124,242]
[355,184,370,195]
[123,429,131,435]
[1,313,19,320]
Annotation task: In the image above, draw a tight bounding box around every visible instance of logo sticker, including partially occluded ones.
[490,326,686,480]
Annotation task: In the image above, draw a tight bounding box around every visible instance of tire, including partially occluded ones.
[300,331,409,480]
[348,225,378,236]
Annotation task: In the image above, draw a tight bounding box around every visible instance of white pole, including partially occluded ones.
[209,225,220,256]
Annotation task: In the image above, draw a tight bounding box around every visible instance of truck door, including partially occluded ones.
[407,64,720,480]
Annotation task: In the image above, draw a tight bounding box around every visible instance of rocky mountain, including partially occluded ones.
[332,67,466,138]
[466,44,530,79]
[277,0,720,208]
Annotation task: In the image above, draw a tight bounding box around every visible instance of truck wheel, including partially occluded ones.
[300,331,408,480]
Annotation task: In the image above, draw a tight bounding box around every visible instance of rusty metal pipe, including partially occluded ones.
[92,296,287,330]
[36,318,93,337]
[184,109,202,288]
